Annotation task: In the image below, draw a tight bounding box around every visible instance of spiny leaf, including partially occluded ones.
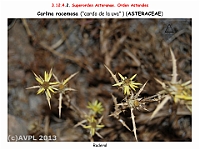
[135,81,148,98]
[58,93,62,118]
[170,48,178,84]
[104,64,119,84]
[118,118,131,132]
[74,120,87,128]
[45,92,51,109]
[150,95,171,120]
[154,78,166,89]
[96,132,103,139]
[63,71,79,85]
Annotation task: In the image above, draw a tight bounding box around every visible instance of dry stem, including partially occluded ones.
[131,108,138,141]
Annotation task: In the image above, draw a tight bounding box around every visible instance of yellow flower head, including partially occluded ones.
[83,116,104,137]
[27,69,59,109]
[87,100,104,115]
[166,80,192,103]
[113,73,142,95]
[55,72,78,94]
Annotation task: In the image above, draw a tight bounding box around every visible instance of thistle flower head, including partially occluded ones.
[55,72,78,94]
[83,116,104,137]
[87,100,104,115]
[52,71,78,118]
[166,80,192,103]
[27,69,59,109]
[113,73,142,95]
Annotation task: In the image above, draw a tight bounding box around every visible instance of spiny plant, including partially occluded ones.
[25,48,191,142]
[27,69,105,141]
[104,65,155,141]
[26,69,78,118]
[150,49,192,120]
[52,71,78,117]
[74,100,104,141]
